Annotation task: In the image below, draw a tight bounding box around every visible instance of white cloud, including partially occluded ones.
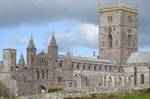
[46,23,99,50]
[8,36,25,45]
[79,23,98,43]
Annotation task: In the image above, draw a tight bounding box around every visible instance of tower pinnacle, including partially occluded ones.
[19,54,25,67]
[28,34,36,49]
[49,32,58,48]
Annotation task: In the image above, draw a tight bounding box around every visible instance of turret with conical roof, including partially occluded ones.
[18,54,25,67]
[48,32,58,59]
[27,34,36,67]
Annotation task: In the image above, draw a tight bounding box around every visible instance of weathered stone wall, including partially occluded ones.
[18,86,150,99]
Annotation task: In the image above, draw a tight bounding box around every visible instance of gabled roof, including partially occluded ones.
[126,52,150,64]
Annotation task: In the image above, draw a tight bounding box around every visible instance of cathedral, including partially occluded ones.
[0,0,150,96]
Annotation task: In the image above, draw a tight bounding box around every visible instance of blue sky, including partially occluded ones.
[0,0,149,63]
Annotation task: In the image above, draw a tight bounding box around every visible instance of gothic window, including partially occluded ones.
[128,34,131,47]
[108,76,113,86]
[108,16,110,22]
[57,76,62,83]
[42,70,44,79]
[105,66,107,71]
[37,70,40,79]
[118,76,123,86]
[59,61,63,67]
[134,67,137,85]
[72,63,74,68]
[108,34,112,48]
[141,74,144,84]
[88,65,91,70]
[77,64,80,70]
[74,74,79,87]
[94,66,96,70]
[83,65,85,70]
[108,16,113,23]
[111,16,113,22]
[99,66,101,71]
[128,15,132,24]
[46,69,48,79]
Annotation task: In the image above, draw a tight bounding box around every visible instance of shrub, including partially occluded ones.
[48,88,63,93]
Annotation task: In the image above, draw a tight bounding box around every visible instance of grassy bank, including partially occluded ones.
[64,88,150,99]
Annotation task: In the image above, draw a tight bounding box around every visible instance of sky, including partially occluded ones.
[0,0,150,63]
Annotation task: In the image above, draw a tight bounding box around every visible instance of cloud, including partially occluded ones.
[0,0,99,27]
[8,36,25,45]
[45,23,98,52]
[79,23,99,48]
[0,0,150,51]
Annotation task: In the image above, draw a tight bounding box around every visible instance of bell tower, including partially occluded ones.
[98,0,139,64]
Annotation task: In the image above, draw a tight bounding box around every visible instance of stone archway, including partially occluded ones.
[107,76,113,86]
[118,76,123,86]
[73,74,81,88]
[38,85,46,94]
[127,77,131,85]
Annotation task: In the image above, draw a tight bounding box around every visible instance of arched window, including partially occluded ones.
[46,69,48,79]
[141,74,144,84]
[108,34,112,48]
[37,70,40,79]
[42,70,44,79]
[128,34,131,47]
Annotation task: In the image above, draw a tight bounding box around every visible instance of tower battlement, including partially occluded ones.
[98,0,139,12]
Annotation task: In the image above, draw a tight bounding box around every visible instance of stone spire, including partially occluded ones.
[49,32,58,48]
[19,54,25,67]
[28,34,36,49]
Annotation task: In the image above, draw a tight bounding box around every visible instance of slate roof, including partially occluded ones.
[126,52,150,64]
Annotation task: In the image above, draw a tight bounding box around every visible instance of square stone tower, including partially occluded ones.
[98,1,139,64]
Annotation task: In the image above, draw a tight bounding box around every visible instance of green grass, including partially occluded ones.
[120,95,150,99]
[64,88,150,99]
[48,88,63,93]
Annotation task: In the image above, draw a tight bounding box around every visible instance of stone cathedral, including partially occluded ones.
[0,0,150,96]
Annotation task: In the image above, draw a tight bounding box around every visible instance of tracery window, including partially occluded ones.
[141,74,144,84]
[128,34,131,47]
[37,70,40,79]
[42,70,44,79]
[108,34,112,48]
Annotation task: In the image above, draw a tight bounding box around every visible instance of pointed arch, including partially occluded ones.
[141,74,144,84]
[108,34,112,48]
[118,76,123,86]
[42,70,44,79]
[128,34,131,47]
[36,70,40,79]
[108,76,113,86]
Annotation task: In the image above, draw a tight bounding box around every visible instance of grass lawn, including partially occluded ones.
[120,95,150,99]
[64,88,150,99]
